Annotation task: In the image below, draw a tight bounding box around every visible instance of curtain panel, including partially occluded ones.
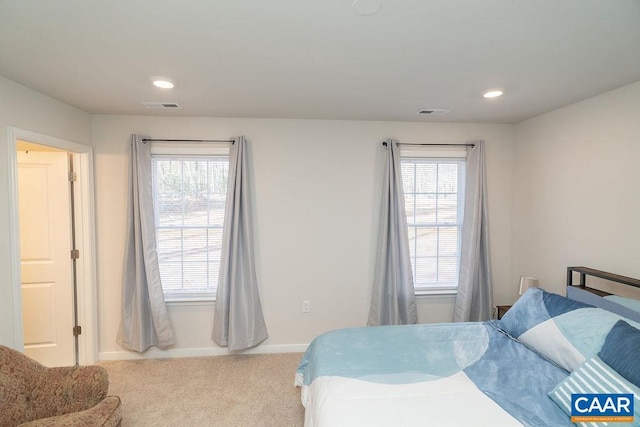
[211,136,269,351]
[454,140,493,322]
[117,134,176,353]
[368,138,418,326]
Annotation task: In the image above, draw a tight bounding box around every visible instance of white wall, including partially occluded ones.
[92,116,514,358]
[0,76,92,348]
[512,81,640,297]
[5,71,639,360]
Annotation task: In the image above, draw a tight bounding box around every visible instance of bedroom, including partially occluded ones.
[1,1,640,425]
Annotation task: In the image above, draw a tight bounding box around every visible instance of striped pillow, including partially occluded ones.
[548,356,640,427]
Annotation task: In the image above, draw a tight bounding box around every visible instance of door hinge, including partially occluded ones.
[71,249,80,260]
[68,171,78,182]
[73,325,82,336]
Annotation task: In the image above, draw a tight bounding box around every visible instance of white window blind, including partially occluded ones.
[152,154,229,299]
[401,157,466,292]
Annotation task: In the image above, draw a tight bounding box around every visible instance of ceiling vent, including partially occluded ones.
[141,102,181,109]
[417,108,451,116]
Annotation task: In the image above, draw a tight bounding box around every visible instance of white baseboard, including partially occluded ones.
[98,343,309,361]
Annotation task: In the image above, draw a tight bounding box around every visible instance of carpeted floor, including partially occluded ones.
[100,353,305,426]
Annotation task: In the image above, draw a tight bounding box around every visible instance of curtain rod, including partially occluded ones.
[142,138,234,144]
[382,142,475,148]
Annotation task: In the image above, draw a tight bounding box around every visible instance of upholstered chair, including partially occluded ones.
[0,345,121,426]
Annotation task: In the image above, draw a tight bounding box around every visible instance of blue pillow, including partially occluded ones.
[499,287,592,339]
[498,288,599,371]
[598,319,640,388]
[498,288,640,372]
[604,295,640,314]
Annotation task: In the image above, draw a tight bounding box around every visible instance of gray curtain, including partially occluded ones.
[454,140,493,322]
[117,134,176,352]
[212,136,268,350]
[368,139,418,326]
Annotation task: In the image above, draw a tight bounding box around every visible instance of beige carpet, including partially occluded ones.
[100,353,305,427]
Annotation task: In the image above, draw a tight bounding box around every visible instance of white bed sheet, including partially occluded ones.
[300,371,523,427]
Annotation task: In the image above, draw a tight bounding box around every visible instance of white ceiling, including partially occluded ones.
[1,0,640,124]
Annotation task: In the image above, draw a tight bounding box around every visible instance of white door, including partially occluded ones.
[18,150,75,367]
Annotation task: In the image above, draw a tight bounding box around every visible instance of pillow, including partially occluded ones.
[499,287,592,338]
[598,320,640,388]
[498,287,640,372]
[603,295,640,314]
[548,356,640,427]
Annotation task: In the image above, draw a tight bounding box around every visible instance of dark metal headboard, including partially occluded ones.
[566,267,640,323]
[567,266,640,296]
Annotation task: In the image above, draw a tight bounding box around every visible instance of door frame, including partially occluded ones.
[7,127,98,364]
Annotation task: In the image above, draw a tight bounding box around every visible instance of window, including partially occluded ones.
[401,155,466,293]
[152,147,229,300]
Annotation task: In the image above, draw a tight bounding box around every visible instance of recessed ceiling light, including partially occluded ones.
[483,90,504,98]
[152,78,174,89]
[352,0,382,15]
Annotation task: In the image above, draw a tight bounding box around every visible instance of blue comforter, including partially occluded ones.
[296,321,572,426]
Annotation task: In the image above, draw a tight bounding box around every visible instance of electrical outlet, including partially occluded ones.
[302,300,311,313]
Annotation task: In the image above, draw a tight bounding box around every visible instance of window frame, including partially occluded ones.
[400,146,467,296]
[150,143,230,302]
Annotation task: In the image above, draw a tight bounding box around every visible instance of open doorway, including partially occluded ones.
[8,127,97,366]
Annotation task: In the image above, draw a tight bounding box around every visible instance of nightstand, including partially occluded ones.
[496,305,512,320]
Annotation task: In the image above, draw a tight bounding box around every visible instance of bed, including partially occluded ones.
[295,267,640,426]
